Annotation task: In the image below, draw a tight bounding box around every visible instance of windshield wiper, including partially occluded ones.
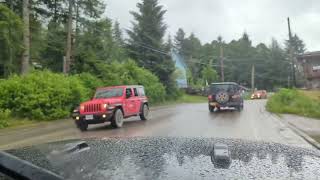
[0,151,63,180]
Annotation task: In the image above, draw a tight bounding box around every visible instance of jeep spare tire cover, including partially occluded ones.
[215,91,229,104]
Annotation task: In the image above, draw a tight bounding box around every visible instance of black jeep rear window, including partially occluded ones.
[210,84,238,94]
[94,88,123,99]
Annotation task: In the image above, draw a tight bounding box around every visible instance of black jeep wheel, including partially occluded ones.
[236,105,243,112]
[111,109,124,128]
[78,121,88,131]
[209,105,214,112]
[140,104,149,120]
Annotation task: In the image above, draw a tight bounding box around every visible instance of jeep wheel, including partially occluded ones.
[236,106,242,112]
[111,109,124,128]
[209,105,214,112]
[78,121,88,131]
[140,104,149,120]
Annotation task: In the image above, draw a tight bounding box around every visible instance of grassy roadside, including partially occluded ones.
[266,89,320,119]
[151,94,207,107]
[243,92,252,100]
[299,90,320,101]
[175,94,207,103]
[1,118,39,130]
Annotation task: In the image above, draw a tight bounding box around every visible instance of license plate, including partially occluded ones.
[85,115,94,120]
[210,102,218,106]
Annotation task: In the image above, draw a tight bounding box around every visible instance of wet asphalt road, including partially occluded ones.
[0,100,312,150]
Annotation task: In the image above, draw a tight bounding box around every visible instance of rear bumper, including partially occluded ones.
[209,101,242,108]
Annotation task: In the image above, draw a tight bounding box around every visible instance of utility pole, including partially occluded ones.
[219,41,224,82]
[287,17,296,88]
[251,64,255,92]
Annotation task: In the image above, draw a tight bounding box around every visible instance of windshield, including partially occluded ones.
[94,88,123,99]
[210,84,238,94]
[1,0,320,179]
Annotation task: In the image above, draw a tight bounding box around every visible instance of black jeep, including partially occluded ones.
[208,82,244,112]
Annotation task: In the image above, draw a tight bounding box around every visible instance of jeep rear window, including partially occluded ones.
[210,84,238,94]
[94,88,123,99]
[138,87,145,96]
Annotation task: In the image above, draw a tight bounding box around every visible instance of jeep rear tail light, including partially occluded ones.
[208,95,213,101]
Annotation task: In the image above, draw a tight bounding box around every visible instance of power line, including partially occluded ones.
[128,42,170,56]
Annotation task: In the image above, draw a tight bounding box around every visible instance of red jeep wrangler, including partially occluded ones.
[74,85,149,131]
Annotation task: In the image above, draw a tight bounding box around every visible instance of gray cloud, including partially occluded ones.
[105,0,320,51]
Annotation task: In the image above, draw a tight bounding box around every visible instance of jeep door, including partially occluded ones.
[124,88,135,116]
[132,87,142,114]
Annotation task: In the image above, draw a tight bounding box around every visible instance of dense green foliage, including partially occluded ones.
[266,89,320,119]
[84,60,166,103]
[0,4,23,77]
[174,30,306,90]
[0,109,11,128]
[201,66,218,85]
[0,71,89,120]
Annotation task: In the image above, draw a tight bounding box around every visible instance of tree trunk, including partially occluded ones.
[21,0,30,75]
[53,0,58,22]
[64,0,73,74]
[73,1,79,59]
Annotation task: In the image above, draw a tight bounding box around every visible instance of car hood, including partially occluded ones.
[81,97,122,106]
[5,137,320,179]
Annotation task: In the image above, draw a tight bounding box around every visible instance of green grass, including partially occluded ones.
[0,118,38,130]
[299,90,320,101]
[243,92,252,100]
[176,94,207,103]
[266,89,320,119]
[152,94,207,106]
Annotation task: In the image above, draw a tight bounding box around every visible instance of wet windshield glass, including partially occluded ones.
[1,0,320,179]
[210,84,238,93]
[94,88,123,99]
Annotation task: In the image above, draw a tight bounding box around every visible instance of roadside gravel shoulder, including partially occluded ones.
[280,114,320,150]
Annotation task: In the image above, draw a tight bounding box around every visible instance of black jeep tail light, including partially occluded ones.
[208,95,215,101]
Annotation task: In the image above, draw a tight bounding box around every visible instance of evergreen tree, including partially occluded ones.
[110,20,127,62]
[164,35,173,52]
[127,0,175,88]
[285,33,306,55]
[0,4,23,77]
[174,28,186,53]
[112,21,124,46]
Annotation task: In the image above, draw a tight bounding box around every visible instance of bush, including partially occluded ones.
[0,70,90,120]
[0,109,11,128]
[73,73,103,99]
[93,60,166,103]
[266,89,320,119]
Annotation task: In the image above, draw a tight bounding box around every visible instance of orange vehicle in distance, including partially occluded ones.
[251,90,267,99]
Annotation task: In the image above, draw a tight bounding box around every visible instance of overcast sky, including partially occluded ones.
[104,0,320,51]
